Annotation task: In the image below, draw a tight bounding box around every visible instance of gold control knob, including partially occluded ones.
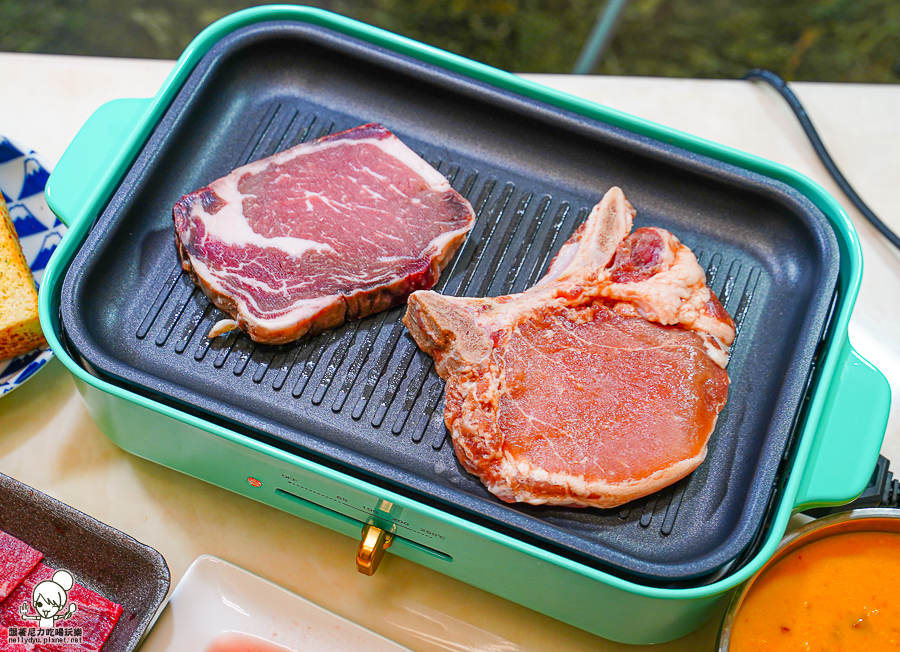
[356,523,394,576]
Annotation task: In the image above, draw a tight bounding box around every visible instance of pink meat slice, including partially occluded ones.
[0,563,123,651]
[174,123,476,344]
[0,530,43,601]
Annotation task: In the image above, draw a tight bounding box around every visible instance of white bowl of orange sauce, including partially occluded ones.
[718,508,900,650]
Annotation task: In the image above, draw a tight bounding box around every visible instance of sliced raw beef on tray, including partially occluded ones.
[0,563,123,651]
[404,187,735,509]
[174,123,476,344]
[0,530,42,600]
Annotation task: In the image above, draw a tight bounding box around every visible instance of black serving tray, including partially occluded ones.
[59,20,839,581]
[0,472,169,652]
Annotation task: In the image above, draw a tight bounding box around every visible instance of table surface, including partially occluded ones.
[1,51,899,652]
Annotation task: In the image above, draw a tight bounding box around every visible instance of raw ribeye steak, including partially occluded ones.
[174,123,476,344]
[404,187,735,508]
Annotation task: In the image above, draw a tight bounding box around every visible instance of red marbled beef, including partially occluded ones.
[0,563,123,652]
[0,530,42,600]
[174,123,475,344]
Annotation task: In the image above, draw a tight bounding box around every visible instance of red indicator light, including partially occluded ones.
[247,477,262,488]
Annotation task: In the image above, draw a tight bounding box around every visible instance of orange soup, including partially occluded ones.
[729,531,900,650]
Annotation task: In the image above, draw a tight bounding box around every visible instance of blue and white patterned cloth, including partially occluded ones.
[0,136,66,397]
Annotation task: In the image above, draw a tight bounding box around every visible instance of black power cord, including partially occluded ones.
[747,69,900,516]
[742,69,900,252]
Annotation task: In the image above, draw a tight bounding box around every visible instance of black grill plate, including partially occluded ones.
[60,21,839,582]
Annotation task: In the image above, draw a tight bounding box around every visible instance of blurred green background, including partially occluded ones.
[2,0,898,81]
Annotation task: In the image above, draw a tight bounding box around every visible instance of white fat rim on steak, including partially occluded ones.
[187,254,341,334]
[181,132,469,335]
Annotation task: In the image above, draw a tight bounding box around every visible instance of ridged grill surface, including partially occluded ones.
[135,103,763,538]
[61,20,839,583]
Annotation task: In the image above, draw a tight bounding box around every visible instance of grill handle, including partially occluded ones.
[793,340,891,511]
[46,98,151,230]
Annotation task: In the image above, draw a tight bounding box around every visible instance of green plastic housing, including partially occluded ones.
[39,6,890,644]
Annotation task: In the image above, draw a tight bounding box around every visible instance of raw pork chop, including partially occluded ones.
[404,187,735,508]
[174,123,475,344]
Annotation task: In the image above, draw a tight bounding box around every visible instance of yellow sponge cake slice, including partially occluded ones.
[0,195,46,359]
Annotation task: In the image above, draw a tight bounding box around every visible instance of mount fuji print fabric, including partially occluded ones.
[0,136,65,396]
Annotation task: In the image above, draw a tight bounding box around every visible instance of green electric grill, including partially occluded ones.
[40,6,890,644]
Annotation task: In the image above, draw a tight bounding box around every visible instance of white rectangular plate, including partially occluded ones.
[139,555,411,652]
